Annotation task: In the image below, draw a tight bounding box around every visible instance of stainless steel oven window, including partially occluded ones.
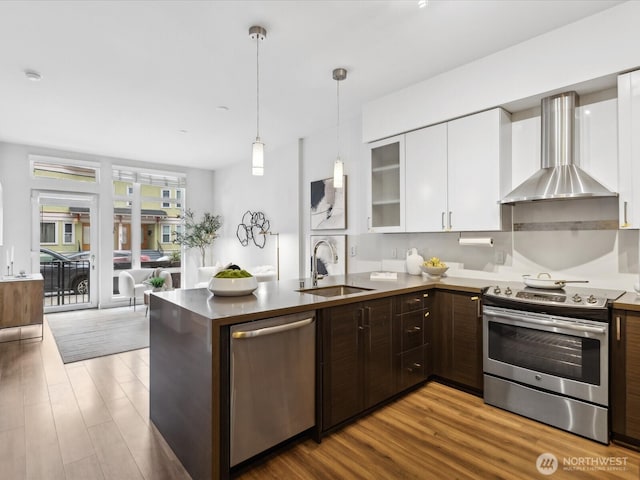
[487,322,600,385]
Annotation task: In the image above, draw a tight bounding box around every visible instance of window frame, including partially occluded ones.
[40,222,58,245]
[161,224,172,243]
[161,189,171,208]
[62,222,75,245]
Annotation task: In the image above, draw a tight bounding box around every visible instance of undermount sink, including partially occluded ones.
[297,285,373,297]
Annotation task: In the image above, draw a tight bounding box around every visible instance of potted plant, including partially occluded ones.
[148,276,165,292]
[172,209,222,267]
[169,250,181,266]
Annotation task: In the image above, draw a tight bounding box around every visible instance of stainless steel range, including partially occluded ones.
[483,283,624,444]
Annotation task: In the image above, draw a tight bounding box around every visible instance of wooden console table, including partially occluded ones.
[0,273,44,341]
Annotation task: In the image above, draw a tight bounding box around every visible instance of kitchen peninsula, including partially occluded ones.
[149,272,638,480]
[148,273,488,480]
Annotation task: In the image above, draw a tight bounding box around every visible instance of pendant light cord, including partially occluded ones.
[256,35,260,140]
[336,77,340,158]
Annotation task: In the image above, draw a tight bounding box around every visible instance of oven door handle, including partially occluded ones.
[485,310,607,334]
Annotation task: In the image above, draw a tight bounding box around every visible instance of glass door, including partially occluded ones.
[32,191,98,312]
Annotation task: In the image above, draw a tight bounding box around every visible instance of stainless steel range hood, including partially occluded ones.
[501,91,617,204]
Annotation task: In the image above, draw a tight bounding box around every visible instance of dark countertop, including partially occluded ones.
[613,292,640,312]
[152,271,637,324]
[151,272,489,326]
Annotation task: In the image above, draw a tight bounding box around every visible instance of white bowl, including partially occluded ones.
[208,276,258,296]
[420,265,449,278]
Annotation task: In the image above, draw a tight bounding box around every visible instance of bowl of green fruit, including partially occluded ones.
[208,268,258,296]
[420,257,449,278]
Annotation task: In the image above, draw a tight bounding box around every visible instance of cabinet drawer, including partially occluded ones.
[400,311,425,351]
[398,291,430,313]
[399,346,427,391]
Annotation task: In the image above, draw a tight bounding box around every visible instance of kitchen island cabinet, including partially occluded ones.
[321,297,394,431]
[611,307,640,448]
[433,289,483,392]
[149,273,487,480]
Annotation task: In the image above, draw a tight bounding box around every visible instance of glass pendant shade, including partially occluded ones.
[333,158,343,188]
[252,139,264,176]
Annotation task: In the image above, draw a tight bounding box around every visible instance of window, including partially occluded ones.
[161,189,171,208]
[175,189,182,208]
[63,223,74,244]
[162,225,171,243]
[31,155,99,183]
[40,222,57,244]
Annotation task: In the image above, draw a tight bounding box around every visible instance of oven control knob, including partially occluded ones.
[493,286,501,294]
[504,287,512,296]
[572,294,582,303]
[587,294,597,304]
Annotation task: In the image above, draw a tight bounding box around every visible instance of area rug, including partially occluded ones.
[47,310,149,363]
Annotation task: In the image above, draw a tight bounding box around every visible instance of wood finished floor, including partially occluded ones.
[0,309,638,480]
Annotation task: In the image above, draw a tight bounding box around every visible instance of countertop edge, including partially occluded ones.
[151,273,488,326]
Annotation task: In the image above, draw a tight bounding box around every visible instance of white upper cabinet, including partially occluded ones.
[447,108,511,231]
[618,71,640,229]
[404,108,511,232]
[405,123,447,232]
[368,135,405,232]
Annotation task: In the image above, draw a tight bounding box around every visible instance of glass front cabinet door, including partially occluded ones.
[368,135,405,232]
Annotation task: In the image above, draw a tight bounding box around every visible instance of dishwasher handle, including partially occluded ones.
[231,317,314,339]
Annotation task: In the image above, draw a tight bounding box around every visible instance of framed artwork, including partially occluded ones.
[310,176,346,230]
[310,235,346,276]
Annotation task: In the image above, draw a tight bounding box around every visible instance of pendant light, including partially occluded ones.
[250,26,266,176]
[332,68,347,188]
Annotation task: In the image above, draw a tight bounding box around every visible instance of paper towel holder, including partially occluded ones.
[458,233,494,247]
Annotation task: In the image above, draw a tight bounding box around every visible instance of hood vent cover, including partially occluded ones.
[501,91,617,204]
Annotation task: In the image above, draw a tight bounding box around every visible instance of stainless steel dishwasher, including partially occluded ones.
[230,311,315,467]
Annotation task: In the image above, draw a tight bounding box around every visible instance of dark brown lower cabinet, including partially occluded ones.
[395,291,432,392]
[611,310,640,447]
[433,290,483,392]
[322,297,394,431]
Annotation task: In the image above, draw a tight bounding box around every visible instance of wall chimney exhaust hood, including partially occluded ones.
[501,91,617,204]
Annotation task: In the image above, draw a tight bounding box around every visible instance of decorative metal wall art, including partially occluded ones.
[236,210,270,248]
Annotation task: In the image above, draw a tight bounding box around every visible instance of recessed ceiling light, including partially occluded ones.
[24,70,42,81]
[418,0,428,8]
[216,106,229,112]
[179,129,188,134]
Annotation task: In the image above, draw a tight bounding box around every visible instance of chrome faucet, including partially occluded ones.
[312,240,338,286]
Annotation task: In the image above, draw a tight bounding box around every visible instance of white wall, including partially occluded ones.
[300,115,368,277]
[0,141,214,307]
[210,140,300,281]
[363,0,640,142]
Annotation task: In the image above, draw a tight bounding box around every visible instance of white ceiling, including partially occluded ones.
[0,0,624,171]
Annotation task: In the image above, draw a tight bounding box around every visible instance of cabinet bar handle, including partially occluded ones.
[406,326,421,334]
[424,312,430,317]
[407,362,422,373]
[616,315,621,341]
[441,212,445,230]
[423,293,429,298]
[471,296,481,317]
[448,211,452,230]
[622,202,630,228]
